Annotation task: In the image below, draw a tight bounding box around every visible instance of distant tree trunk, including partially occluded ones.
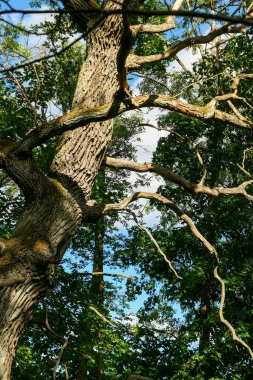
[0,1,131,377]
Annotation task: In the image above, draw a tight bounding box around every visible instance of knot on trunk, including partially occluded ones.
[0,242,5,255]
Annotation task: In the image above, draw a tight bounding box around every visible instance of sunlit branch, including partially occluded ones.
[9,86,252,155]
[227,100,248,122]
[105,157,253,201]
[126,24,243,69]
[68,296,117,327]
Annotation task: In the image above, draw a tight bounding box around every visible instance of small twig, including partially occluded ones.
[138,224,182,280]
[175,55,198,81]
[242,147,252,169]
[131,72,170,92]
[236,147,252,177]
[69,297,117,327]
[185,0,205,56]
[64,363,69,380]
[3,68,37,118]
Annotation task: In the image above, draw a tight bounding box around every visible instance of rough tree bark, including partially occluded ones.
[0,1,132,378]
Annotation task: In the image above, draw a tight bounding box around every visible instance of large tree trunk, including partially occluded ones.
[0,1,131,378]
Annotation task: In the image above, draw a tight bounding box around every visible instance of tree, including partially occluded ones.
[0,0,253,379]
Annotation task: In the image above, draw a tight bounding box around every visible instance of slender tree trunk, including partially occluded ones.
[92,216,105,380]
[77,354,88,380]
[0,1,132,377]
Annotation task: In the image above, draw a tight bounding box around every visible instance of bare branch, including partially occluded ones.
[105,157,253,201]
[126,24,243,69]
[213,265,253,359]
[131,72,170,92]
[227,100,248,122]
[138,223,182,279]
[174,55,198,81]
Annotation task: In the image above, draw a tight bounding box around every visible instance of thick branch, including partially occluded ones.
[14,90,253,153]
[127,24,243,68]
[105,157,253,201]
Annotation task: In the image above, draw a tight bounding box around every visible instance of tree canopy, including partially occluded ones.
[0,1,252,379]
